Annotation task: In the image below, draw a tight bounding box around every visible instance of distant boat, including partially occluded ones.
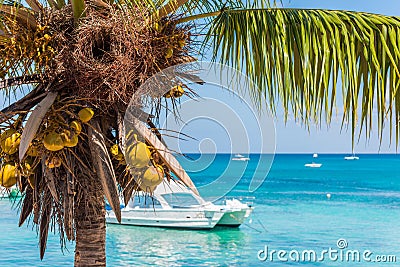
[305,153,322,168]
[344,153,359,160]
[232,154,250,161]
[304,163,322,168]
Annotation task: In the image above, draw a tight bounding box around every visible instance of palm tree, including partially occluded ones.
[1,0,400,266]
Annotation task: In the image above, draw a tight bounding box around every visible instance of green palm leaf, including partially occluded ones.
[71,0,86,21]
[203,8,400,147]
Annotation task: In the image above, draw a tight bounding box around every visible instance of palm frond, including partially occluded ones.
[88,120,122,223]
[19,92,57,160]
[19,186,33,226]
[71,0,86,21]
[25,0,42,12]
[205,8,400,146]
[0,4,37,28]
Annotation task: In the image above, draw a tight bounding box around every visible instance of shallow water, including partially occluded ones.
[1,154,399,266]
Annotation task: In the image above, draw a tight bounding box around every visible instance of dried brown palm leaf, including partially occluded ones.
[64,198,74,239]
[19,92,58,160]
[64,171,75,240]
[88,120,121,222]
[175,71,205,85]
[32,166,42,224]
[39,190,52,260]
[0,85,46,124]
[25,0,43,12]
[19,186,33,227]
[122,176,139,206]
[42,160,60,203]
[117,113,126,154]
[0,75,40,90]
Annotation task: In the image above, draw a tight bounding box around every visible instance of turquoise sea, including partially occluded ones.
[1,154,400,266]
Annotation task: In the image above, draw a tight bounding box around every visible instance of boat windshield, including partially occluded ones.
[161,193,201,208]
[129,195,162,208]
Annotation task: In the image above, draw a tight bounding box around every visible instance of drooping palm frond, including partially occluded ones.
[204,8,400,146]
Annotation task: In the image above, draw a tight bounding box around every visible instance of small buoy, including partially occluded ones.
[326,193,331,199]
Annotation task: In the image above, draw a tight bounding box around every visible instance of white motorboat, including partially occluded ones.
[304,163,322,168]
[106,179,254,229]
[344,154,359,160]
[232,154,250,161]
[305,153,322,168]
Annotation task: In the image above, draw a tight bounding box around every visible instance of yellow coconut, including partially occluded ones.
[45,157,62,169]
[26,143,40,157]
[78,108,94,123]
[0,129,21,155]
[20,160,35,188]
[43,132,64,151]
[110,144,119,156]
[110,144,124,161]
[20,162,32,177]
[0,163,18,188]
[172,85,185,98]
[178,40,186,49]
[64,135,78,147]
[164,91,172,98]
[70,121,82,135]
[165,47,173,59]
[140,165,164,188]
[61,131,79,148]
[164,85,185,98]
[126,141,151,169]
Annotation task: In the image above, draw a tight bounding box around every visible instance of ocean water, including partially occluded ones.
[1,154,400,266]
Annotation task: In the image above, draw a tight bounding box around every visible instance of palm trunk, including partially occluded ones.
[74,174,106,267]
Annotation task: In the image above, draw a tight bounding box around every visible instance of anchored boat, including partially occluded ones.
[232,154,250,161]
[344,153,359,160]
[305,153,322,168]
[106,179,253,229]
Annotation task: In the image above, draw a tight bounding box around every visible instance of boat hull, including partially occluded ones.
[232,158,250,161]
[344,156,359,160]
[304,163,322,168]
[217,210,248,227]
[106,209,224,229]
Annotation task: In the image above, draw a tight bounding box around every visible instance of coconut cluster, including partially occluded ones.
[0,105,93,189]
